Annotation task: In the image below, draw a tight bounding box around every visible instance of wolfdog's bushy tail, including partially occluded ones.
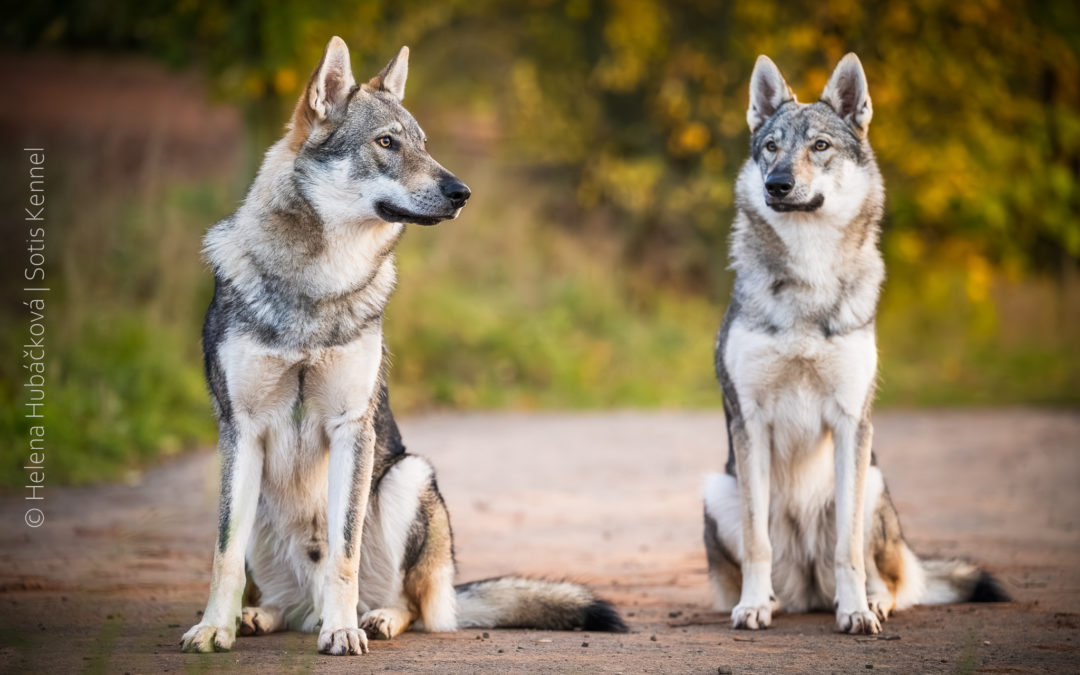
[454,577,628,632]
[918,558,1010,604]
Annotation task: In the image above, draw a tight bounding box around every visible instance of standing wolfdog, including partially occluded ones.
[182,36,625,656]
[703,54,1007,635]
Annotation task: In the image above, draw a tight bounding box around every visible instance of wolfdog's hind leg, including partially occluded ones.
[703,473,744,613]
[239,605,285,636]
[403,472,458,633]
[864,557,894,623]
[360,605,415,640]
[864,471,903,622]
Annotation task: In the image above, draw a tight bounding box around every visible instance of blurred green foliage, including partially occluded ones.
[9,0,1079,278]
[1,0,1078,484]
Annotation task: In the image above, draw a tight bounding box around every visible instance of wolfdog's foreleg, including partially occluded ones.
[317,411,376,655]
[832,415,881,634]
[182,423,264,652]
[731,416,776,629]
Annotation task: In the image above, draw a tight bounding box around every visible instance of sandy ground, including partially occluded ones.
[1,409,1078,673]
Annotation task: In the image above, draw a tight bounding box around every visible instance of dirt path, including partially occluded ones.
[1,409,1078,673]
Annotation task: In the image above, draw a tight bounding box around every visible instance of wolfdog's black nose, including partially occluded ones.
[765,173,794,198]
[440,176,471,209]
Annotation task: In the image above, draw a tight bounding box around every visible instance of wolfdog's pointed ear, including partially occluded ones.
[747,55,795,133]
[369,46,409,101]
[820,53,872,134]
[306,36,356,122]
[288,37,356,150]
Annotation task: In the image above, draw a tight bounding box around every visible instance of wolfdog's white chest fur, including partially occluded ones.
[724,321,877,464]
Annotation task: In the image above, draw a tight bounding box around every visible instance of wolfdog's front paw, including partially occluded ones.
[836,608,881,635]
[318,627,369,655]
[731,602,773,630]
[180,623,235,652]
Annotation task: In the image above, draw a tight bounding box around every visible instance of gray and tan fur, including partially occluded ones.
[182,36,625,657]
[703,53,1007,635]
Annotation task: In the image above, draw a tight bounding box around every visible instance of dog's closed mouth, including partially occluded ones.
[375,201,455,226]
[767,194,825,213]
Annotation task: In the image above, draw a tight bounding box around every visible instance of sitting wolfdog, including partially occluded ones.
[704,54,1007,635]
[182,37,625,656]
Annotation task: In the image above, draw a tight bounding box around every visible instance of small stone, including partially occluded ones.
[866,666,873,670]
[668,610,683,618]
[483,632,490,639]
[717,668,733,675]
[581,642,589,647]
[497,649,504,654]
[650,635,657,642]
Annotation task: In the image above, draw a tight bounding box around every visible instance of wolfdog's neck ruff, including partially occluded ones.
[203,151,405,351]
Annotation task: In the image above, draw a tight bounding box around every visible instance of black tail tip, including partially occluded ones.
[971,571,1010,603]
[583,599,629,633]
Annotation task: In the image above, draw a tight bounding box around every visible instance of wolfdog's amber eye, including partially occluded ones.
[765,140,777,152]
[813,139,830,151]
[377,136,393,148]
